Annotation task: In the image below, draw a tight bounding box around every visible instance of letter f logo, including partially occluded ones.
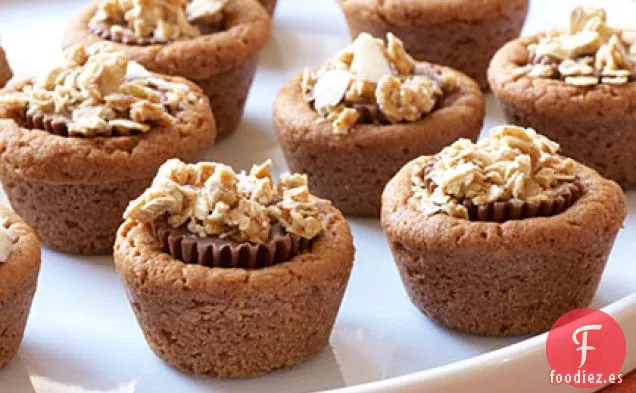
[572,324,603,368]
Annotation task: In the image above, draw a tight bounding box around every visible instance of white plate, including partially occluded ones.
[0,0,635,392]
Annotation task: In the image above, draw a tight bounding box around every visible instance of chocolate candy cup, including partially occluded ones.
[150,219,311,269]
[89,21,223,46]
[422,170,583,222]
[89,23,169,46]
[24,111,70,136]
[24,110,149,137]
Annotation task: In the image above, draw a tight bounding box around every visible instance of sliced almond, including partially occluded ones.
[564,75,599,86]
[534,40,569,61]
[147,77,190,93]
[109,118,151,133]
[569,7,606,34]
[528,64,556,78]
[187,0,226,23]
[313,69,351,111]
[560,30,602,58]
[350,33,393,83]
[601,69,631,78]
[601,76,629,85]
[72,105,107,121]
[126,61,152,81]
[558,59,594,76]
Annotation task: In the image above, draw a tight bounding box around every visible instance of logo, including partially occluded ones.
[546,308,626,388]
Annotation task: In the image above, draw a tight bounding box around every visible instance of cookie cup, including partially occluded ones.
[0,78,216,255]
[337,0,529,90]
[114,201,354,377]
[489,34,636,188]
[274,64,484,217]
[0,47,11,88]
[0,206,41,367]
[62,0,270,138]
[381,162,627,336]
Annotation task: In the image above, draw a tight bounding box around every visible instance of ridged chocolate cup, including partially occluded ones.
[421,171,584,222]
[150,219,311,269]
[24,111,70,136]
[88,21,223,46]
[24,110,149,137]
[89,23,166,46]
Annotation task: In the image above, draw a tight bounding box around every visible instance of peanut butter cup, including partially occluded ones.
[63,0,271,138]
[151,219,309,268]
[115,159,354,377]
[275,33,484,217]
[419,161,584,222]
[0,45,216,254]
[381,125,627,336]
[489,7,636,188]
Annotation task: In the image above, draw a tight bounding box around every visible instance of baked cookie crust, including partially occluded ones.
[0,206,41,368]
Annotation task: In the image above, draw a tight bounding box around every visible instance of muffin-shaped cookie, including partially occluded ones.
[275,33,484,217]
[115,159,354,377]
[0,206,41,368]
[63,0,270,138]
[0,45,216,254]
[338,0,529,90]
[0,46,11,88]
[381,126,627,336]
[489,7,636,188]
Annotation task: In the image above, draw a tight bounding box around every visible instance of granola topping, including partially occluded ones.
[410,126,578,219]
[124,159,324,244]
[90,0,227,44]
[302,33,447,135]
[0,44,199,137]
[0,218,12,264]
[521,7,636,86]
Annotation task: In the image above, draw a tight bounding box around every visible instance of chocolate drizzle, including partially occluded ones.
[422,169,584,222]
[150,218,312,269]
